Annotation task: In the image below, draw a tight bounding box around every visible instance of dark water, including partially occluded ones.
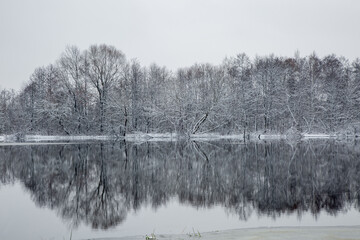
[1,140,360,239]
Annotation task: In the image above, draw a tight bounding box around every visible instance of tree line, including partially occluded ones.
[1,44,360,136]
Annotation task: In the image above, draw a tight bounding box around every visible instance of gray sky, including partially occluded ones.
[1,0,359,91]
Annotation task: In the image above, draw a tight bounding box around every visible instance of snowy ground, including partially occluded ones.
[92,226,360,240]
[0,134,114,143]
[91,226,360,240]
[124,133,178,141]
[0,132,354,144]
[302,133,337,139]
[24,135,113,142]
[125,132,246,141]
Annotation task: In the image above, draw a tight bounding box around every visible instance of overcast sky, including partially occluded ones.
[0,0,359,91]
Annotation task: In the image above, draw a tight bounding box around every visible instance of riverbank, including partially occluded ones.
[100,226,360,240]
[0,132,358,144]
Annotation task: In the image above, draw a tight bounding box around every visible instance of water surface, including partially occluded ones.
[0,140,359,239]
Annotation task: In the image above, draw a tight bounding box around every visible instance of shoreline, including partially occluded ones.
[0,132,358,144]
[92,226,360,240]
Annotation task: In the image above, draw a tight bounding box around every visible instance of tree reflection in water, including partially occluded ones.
[0,140,359,229]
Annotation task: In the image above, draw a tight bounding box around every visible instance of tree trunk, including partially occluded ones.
[192,113,208,134]
[123,106,128,137]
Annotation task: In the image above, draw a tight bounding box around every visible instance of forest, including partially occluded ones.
[1,44,360,136]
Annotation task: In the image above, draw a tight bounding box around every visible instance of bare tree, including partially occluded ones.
[3,46,360,136]
[58,46,92,133]
[85,44,126,133]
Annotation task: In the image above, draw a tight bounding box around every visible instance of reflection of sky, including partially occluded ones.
[1,182,359,240]
[0,182,71,240]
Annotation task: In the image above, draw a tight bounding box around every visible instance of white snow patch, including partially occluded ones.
[124,133,247,142]
[125,133,178,142]
[0,135,115,145]
[190,133,244,140]
[259,134,285,140]
[24,135,113,142]
[101,226,360,240]
[0,135,18,142]
[0,142,79,146]
[0,135,115,143]
[303,133,337,139]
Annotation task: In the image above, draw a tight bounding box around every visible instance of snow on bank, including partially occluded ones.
[257,134,285,140]
[94,226,360,240]
[0,132,356,144]
[190,133,244,140]
[0,133,180,144]
[25,135,113,142]
[0,134,114,143]
[125,133,247,141]
[124,133,178,141]
[302,133,337,139]
[0,133,271,143]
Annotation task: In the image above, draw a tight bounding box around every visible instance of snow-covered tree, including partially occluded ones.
[85,44,126,133]
[2,46,360,136]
